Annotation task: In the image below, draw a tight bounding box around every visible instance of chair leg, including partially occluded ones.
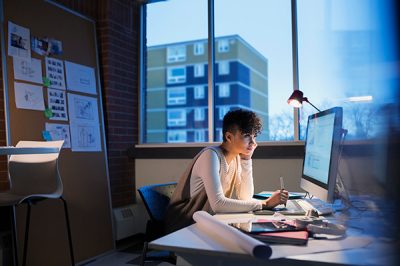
[22,202,32,266]
[60,197,75,266]
[10,206,19,266]
[139,241,148,266]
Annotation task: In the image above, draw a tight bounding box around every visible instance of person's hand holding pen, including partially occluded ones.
[280,176,287,208]
[261,189,288,209]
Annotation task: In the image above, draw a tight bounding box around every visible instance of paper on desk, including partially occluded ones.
[193,211,272,259]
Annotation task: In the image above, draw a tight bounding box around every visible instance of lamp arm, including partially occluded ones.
[303,98,321,112]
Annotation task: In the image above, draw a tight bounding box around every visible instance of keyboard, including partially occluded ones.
[293,198,334,215]
[275,198,334,216]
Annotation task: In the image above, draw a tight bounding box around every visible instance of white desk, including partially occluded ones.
[0,146,59,155]
[150,212,396,266]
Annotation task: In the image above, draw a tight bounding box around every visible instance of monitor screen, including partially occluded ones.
[301,107,343,202]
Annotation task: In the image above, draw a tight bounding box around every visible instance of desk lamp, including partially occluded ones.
[287,90,321,112]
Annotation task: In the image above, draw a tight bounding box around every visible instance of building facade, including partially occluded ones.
[145,35,269,143]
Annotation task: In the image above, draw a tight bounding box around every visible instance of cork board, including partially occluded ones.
[0,0,114,264]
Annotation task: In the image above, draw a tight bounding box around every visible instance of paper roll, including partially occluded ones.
[192,211,272,259]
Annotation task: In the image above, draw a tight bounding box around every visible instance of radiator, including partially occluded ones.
[113,204,147,240]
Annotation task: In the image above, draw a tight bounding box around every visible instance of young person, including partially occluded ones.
[165,109,288,233]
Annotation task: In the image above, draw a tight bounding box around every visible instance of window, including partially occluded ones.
[218,84,230,98]
[167,109,186,127]
[194,130,206,142]
[194,108,205,121]
[143,0,293,143]
[167,66,186,84]
[194,42,204,55]
[194,64,205,77]
[219,106,230,120]
[168,130,187,143]
[215,0,293,141]
[217,39,229,53]
[218,61,230,75]
[297,0,388,140]
[194,86,205,99]
[167,87,186,105]
[167,45,186,63]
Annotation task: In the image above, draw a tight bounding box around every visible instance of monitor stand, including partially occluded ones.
[333,128,351,212]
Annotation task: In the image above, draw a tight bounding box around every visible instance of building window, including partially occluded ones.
[194,64,205,77]
[194,86,205,99]
[194,108,205,121]
[218,39,229,53]
[167,66,186,84]
[218,61,230,75]
[168,130,187,143]
[194,130,206,142]
[218,84,230,98]
[193,42,204,55]
[167,45,186,63]
[167,87,186,105]
[219,106,230,120]
[167,109,186,127]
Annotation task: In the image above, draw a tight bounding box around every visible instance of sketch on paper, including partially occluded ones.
[14,82,45,111]
[8,21,31,58]
[13,57,42,84]
[45,123,71,148]
[48,88,68,121]
[45,57,66,90]
[67,93,99,124]
[70,122,101,152]
[65,61,97,95]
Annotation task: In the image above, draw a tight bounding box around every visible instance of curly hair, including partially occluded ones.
[222,109,262,142]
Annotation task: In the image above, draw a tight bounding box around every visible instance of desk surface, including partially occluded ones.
[150,212,396,266]
[0,146,59,155]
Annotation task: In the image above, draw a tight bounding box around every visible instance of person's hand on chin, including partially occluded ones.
[240,143,257,160]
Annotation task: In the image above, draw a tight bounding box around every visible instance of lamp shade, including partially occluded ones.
[287,90,304,108]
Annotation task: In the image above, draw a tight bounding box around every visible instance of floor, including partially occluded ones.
[82,234,175,266]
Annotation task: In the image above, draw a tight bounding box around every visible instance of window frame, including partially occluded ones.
[139,0,300,145]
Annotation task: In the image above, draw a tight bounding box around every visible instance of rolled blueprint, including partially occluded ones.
[192,211,272,259]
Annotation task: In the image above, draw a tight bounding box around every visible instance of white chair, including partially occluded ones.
[0,140,74,266]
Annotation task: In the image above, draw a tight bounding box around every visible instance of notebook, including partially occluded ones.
[229,219,308,245]
[253,192,305,200]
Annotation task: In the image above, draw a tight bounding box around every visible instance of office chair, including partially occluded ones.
[137,182,177,266]
[0,140,74,266]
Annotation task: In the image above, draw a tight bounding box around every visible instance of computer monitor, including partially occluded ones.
[301,107,343,203]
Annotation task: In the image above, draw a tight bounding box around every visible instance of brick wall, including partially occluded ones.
[0,47,8,191]
[0,0,140,208]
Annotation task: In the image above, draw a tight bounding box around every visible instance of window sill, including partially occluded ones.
[128,141,305,159]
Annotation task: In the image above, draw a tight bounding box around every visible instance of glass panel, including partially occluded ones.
[215,0,294,141]
[144,0,208,143]
[297,0,397,140]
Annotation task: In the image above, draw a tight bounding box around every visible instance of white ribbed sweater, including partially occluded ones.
[190,146,262,213]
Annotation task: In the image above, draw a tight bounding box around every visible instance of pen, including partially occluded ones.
[280,176,286,207]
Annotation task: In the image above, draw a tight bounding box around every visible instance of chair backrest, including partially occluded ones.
[138,182,177,223]
[8,140,64,198]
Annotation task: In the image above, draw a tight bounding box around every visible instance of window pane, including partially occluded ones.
[144,0,208,143]
[297,0,397,140]
[215,0,294,141]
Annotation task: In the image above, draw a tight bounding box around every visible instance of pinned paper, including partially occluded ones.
[8,21,31,59]
[45,123,71,148]
[47,88,68,121]
[45,57,65,90]
[14,82,45,111]
[13,57,42,84]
